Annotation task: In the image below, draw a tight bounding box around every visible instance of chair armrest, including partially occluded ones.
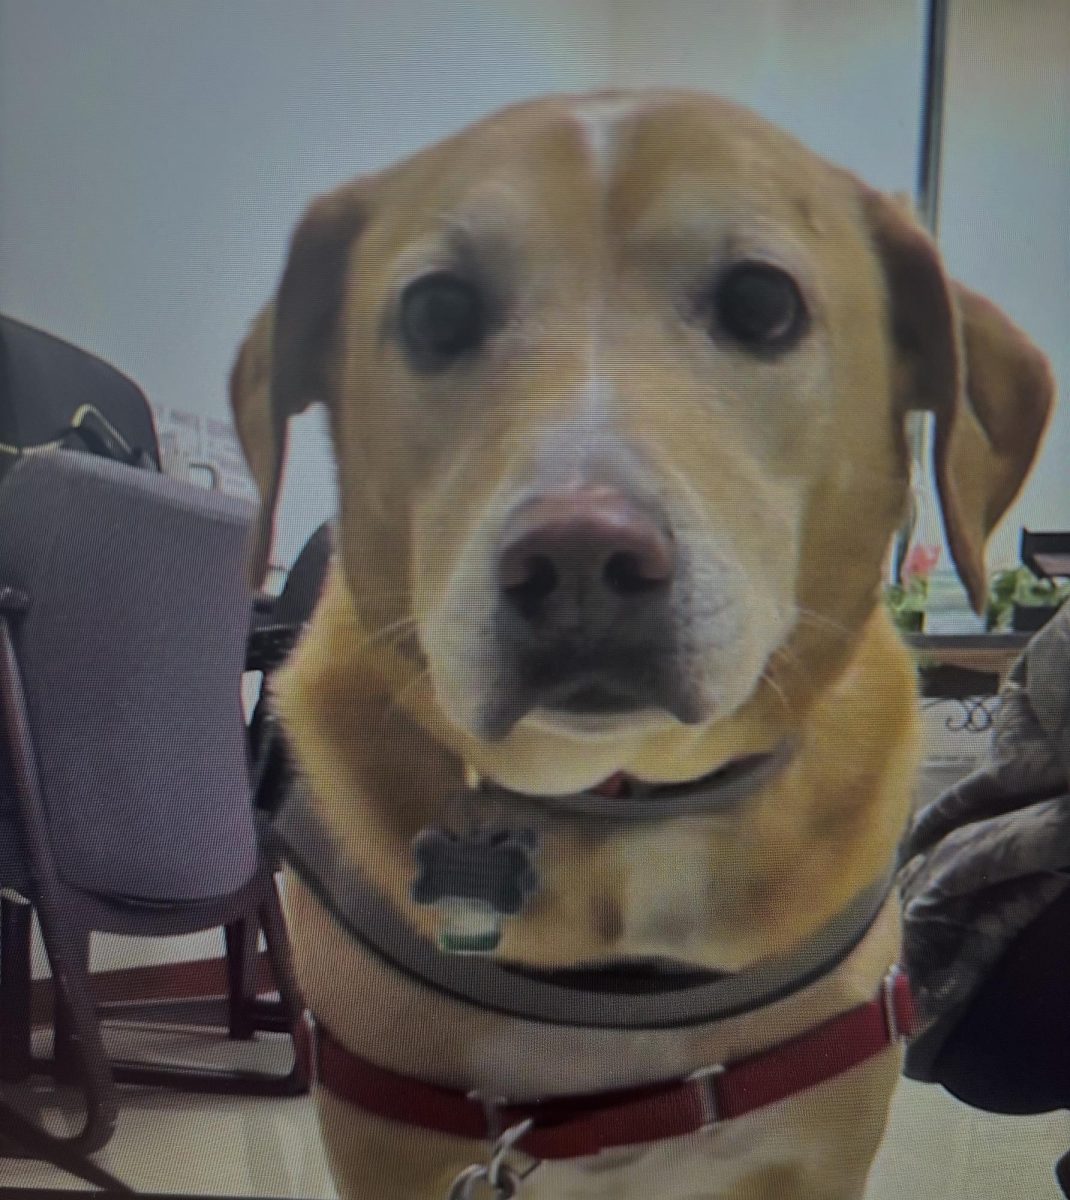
[246,622,302,674]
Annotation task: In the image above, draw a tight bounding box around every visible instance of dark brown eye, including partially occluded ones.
[400,272,485,365]
[712,264,806,351]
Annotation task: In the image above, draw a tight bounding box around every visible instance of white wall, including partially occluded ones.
[610,0,924,194]
[938,0,1069,567]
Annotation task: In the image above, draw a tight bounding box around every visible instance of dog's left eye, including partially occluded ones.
[399,272,485,365]
[709,264,807,352]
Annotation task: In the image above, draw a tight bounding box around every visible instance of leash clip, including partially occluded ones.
[446,1114,535,1199]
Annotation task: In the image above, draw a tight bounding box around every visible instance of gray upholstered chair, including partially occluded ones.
[0,451,309,1158]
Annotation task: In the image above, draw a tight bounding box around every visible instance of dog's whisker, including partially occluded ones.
[357,613,419,655]
[760,668,791,713]
[349,589,418,605]
[794,608,852,641]
[769,644,804,676]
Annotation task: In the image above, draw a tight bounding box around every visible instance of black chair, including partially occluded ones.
[0,315,160,481]
[0,453,310,1158]
[247,522,334,818]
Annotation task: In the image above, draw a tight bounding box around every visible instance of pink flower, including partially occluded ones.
[902,543,941,585]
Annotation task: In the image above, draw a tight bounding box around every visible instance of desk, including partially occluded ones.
[904,632,1029,696]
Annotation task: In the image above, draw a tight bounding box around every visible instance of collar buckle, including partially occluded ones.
[882,967,905,1041]
[687,1062,726,1132]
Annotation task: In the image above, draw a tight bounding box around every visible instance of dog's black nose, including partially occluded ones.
[497,486,675,639]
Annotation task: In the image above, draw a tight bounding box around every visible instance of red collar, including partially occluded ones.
[313,968,916,1162]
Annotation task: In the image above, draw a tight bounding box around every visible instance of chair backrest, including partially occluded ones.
[0,315,161,480]
[273,522,334,627]
[0,452,259,902]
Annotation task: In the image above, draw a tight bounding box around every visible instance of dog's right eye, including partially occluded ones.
[399,272,485,365]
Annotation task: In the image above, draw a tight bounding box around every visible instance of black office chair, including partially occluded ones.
[246,522,334,817]
[0,314,160,480]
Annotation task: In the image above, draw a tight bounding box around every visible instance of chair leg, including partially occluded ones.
[225,919,257,1041]
[258,875,311,1094]
[31,908,116,1154]
[0,894,33,1083]
[105,875,309,1098]
[51,930,90,1084]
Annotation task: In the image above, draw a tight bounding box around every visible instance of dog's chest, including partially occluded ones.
[615,821,727,953]
[516,1120,776,1199]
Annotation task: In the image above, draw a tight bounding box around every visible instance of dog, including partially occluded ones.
[231,90,1053,1200]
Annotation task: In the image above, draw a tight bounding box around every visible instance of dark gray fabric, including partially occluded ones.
[0,315,160,473]
[899,601,1070,1078]
[271,522,333,627]
[0,452,259,902]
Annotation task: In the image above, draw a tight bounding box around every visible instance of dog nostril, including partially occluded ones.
[604,551,663,596]
[502,554,559,616]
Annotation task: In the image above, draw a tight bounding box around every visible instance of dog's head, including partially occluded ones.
[232,91,1052,770]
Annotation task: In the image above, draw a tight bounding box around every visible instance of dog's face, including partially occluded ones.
[233,91,1052,779]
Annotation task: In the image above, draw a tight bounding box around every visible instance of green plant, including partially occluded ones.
[986,567,1070,631]
[884,580,928,632]
[884,543,939,632]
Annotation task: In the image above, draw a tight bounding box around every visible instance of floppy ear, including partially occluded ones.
[861,189,1054,612]
[230,183,366,586]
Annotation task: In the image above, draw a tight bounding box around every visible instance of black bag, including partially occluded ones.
[0,314,161,483]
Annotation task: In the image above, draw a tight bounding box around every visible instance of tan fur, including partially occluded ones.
[231,90,1053,1198]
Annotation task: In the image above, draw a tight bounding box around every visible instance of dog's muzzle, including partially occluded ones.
[488,484,701,735]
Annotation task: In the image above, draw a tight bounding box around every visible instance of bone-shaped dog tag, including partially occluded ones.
[411,825,540,954]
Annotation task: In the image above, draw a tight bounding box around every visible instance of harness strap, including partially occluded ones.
[272,788,897,1030]
[314,968,917,1162]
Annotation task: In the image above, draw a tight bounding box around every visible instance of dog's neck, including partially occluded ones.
[274,571,920,974]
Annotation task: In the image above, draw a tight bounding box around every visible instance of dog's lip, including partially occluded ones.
[477,671,708,740]
[502,955,731,994]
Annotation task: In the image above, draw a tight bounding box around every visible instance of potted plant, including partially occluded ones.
[885,544,940,633]
[986,567,1070,632]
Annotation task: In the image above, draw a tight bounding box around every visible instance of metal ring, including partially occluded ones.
[490,1162,522,1197]
[446,1161,523,1199]
[446,1164,488,1200]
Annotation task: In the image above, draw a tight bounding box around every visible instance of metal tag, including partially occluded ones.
[411,824,540,955]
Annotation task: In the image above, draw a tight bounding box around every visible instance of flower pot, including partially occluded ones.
[1012,603,1059,633]
[894,610,925,634]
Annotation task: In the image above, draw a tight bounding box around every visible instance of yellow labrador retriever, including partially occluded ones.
[231,91,1052,1200]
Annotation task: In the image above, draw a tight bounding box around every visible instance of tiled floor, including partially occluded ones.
[2,1023,1068,1198]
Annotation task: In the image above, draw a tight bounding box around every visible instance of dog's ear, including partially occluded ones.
[230,184,366,586]
[860,188,1054,612]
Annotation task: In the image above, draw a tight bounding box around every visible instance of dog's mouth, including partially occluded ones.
[479,664,708,741]
[503,955,729,994]
[500,741,794,819]
[546,680,645,715]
